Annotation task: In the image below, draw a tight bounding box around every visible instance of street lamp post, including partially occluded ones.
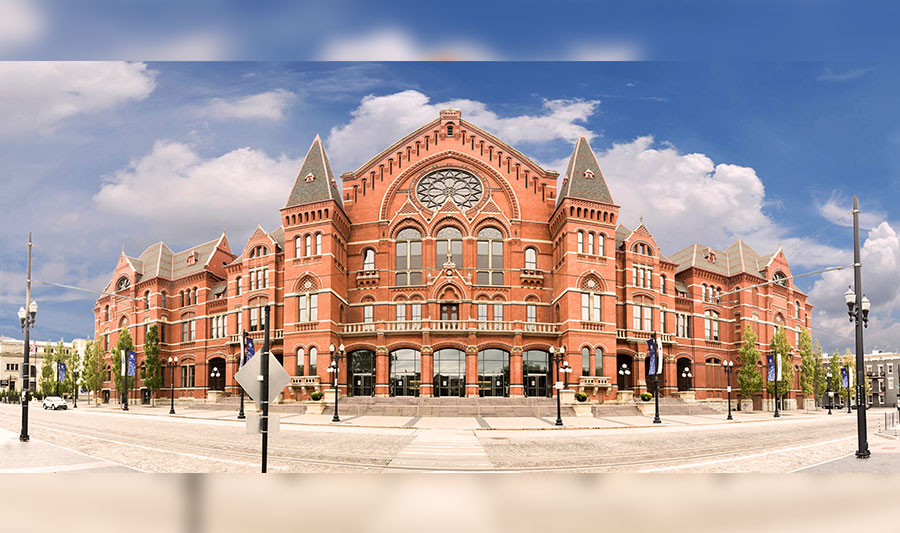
[168,356,177,415]
[549,345,565,426]
[17,295,38,442]
[210,366,221,393]
[826,371,833,415]
[845,194,871,459]
[619,363,632,395]
[724,360,734,421]
[844,365,852,414]
[238,331,248,420]
[681,366,693,391]
[328,343,345,423]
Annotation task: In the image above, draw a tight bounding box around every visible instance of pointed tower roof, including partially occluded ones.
[285,135,343,209]
[558,135,613,205]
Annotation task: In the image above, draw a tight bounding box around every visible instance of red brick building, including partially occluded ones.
[94,109,812,406]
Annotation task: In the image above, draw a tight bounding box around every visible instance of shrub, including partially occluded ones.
[640,392,652,401]
[309,391,324,401]
[575,392,588,402]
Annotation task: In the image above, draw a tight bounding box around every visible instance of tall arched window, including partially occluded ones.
[294,236,302,258]
[660,275,666,294]
[633,295,653,331]
[582,347,591,376]
[577,231,584,254]
[524,247,537,270]
[308,347,317,376]
[363,249,375,271]
[588,232,595,255]
[581,277,602,322]
[704,310,720,341]
[598,234,605,256]
[144,291,150,309]
[795,300,801,319]
[435,226,462,266]
[104,305,109,322]
[304,235,312,257]
[476,227,504,285]
[160,291,167,308]
[395,228,422,286]
[773,271,788,287]
[315,232,322,255]
[296,347,305,375]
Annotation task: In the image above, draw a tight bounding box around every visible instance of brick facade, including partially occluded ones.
[94,110,812,406]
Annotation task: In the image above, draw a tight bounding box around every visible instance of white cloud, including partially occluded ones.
[92,141,300,246]
[817,67,873,82]
[0,0,44,51]
[326,90,600,170]
[202,89,296,121]
[317,28,498,61]
[816,190,884,230]
[565,41,644,61]
[0,61,157,135]
[809,221,900,352]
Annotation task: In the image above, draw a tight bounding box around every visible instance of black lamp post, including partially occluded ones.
[619,363,632,394]
[724,360,734,420]
[550,345,565,426]
[238,331,248,420]
[55,360,61,397]
[17,295,37,443]
[681,365,693,391]
[845,194,871,459]
[168,356,177,415]
[329,343,345,423]
[826,371,833,415]
[844,365,852,414]
[210,366,221,392]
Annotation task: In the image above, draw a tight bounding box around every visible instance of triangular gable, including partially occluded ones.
[285,135,343,209]
[558,136,614,205]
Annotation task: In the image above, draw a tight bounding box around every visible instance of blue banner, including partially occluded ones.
[245,337,255,362]
[57,362,66,382]
[647,338,658,375]
[767,355,775,382]
[841,367,849,389]
[127,351,137,377]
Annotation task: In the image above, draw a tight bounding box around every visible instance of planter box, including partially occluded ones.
[304,401,325,415]
[560,389,576,405]
[637,402,658,417]
[615,390,634,404]
[573,403,593,417]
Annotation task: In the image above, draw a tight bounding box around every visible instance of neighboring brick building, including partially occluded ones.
[94,109,812,406]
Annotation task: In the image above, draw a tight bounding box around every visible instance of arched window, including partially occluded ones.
[595,347,603,376]
[633,295,653,331]
[476,227,504,285]
[304,235,312,257]
[582,347,591,376]
[104,305,110,322]
[395,228,422,286]
[446,124,454,136]
[309,347,317,376]
[180,291,185,307]
[160,291,167,308]
[588,232,595,255]
[524,248,537,270]
[298,291,318,323]
[315,233,322,255]
[577,231,584,254]
[363,249,375,271]
[701,284,707,302]
[704,310,720,341]
[598,234,605,257]
[235,277,242,296]
[435,226,462,266]
[795,300,801,319]
[192,288,198,305]
[296,347,305,375]
[395,297,407,322]
[144,291,150,310]
[363,300,374,325]
[773,271,788,287]
[660,275,666,294]
[581,277,602,322]
[294,236,301,258]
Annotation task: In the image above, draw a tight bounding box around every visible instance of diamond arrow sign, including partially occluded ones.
[234,351,291,407]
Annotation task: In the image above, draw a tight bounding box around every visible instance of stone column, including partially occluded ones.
[420,345,434,397]
[465,345,478,397]
[510,346,524,396]
[375,346,389,397]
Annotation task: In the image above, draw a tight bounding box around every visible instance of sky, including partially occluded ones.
[1,60,899,355]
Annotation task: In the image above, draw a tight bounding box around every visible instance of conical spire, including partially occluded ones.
[558,135,613,205]
[285,134,343,209]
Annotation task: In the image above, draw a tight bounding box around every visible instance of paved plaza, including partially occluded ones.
[1,402,896,473]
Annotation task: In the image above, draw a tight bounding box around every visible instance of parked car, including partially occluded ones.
[42,396,67,410]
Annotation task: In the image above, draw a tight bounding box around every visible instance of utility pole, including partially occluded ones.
[852,195,870,458]
[261,305,270,473]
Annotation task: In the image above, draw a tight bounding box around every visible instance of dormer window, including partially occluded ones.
[116,277,130,291]
[773,271,788,287]
[705,248,716,264]
[583,169,594,179]
[446,124,454,137]
[305,173,315,183]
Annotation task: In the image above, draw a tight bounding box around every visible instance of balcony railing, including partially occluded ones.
[340,320,559,335]
[616,328,674,344]
[228,328,284,344]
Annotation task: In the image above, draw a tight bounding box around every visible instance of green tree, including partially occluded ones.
[737,325,764,408]
[81,340,105,405]
[63,340,81,398]
[813,341,828,402]
[140,324,163,405]
[113,327,134,400]
[52,340,70,396]
[765,325,794,397]
[798,328,816,400]
[39,344,59,396]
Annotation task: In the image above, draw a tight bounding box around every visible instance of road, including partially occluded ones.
[1,403,894,473]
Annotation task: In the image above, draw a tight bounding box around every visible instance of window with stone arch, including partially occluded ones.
[704,310,720,341]
[580,276,603,322]
[581,346,591,376]
[524,247,537,270]
[597,233,605,256]
[297,277,318,323]
[362,248,376,271]
[395,227,423,286]
[315,232,322,255]
[435,225,463,266]
[577,231,584,254]
[773,271,788,287]
[294,236,302,258]
[476,227,504,285]
[633,294,653,331]
[395,295,407,322]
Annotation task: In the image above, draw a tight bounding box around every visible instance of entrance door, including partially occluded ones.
[353,374,375,397]
[141,389,150,405]
[480,374,506,397]
[616,354,633,390]
[440,304,459,320]
[102,390,110,403]
[433,348,465,397]
[392,374,419,397]
[525,374,548,397]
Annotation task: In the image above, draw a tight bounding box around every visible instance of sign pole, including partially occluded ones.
[261,305,270,473]
[238,331,247,420]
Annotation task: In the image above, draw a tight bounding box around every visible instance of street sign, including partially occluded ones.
[0,379,8,386]
[245,412,280,434]
[234,351,290,406]
[554,381,564,390]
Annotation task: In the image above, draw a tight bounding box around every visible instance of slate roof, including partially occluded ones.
[124,234,230,282]
[669,240,780,277]
[557,136,614,205]
[285,135,343,209]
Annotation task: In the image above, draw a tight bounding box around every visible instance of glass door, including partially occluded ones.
[480,374,506,397]
[525,374,548,397]
[353,374,375,396]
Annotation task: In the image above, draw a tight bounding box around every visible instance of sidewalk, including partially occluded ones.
[0,425,138,473]
[74,401,845,431]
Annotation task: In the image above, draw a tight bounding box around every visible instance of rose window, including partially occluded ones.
[416,169,483,210]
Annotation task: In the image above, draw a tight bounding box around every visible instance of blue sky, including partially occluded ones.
[1,61,897,354]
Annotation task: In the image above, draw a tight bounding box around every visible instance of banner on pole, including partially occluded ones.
[767,355,775,382]
[121,349,126,376]
[57,362,66,383]
[841,367,849,389]
[245,337,256,362]
[127,351,137,377]
[776,354,783,382]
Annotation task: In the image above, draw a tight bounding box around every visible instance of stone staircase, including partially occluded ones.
[636,397,721,416]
